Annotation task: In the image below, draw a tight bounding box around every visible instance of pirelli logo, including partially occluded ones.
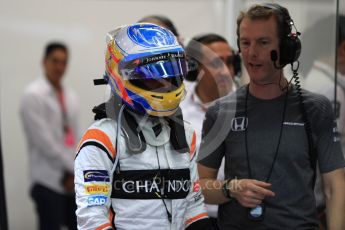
[85,184,110,195]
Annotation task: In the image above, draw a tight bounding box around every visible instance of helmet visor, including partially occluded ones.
[120,53,187,80]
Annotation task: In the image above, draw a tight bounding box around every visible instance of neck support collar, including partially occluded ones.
[92,96,189,154]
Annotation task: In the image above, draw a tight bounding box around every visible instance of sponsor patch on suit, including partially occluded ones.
[83,170,110,182]
[87,195,107,207]
[85,184,110,195]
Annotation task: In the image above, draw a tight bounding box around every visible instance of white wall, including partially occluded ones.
[0,0,227,229]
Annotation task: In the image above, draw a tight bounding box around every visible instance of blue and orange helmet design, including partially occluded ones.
[105,23,187,117]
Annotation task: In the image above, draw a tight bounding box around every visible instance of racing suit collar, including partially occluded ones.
[130,112,171,147]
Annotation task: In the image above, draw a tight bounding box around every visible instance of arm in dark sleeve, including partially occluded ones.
[314,98,345,173]
[197,101,230,169]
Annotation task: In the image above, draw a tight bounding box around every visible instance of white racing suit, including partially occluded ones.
[75,109,208,230]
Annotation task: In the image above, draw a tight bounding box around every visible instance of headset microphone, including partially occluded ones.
[271,50,278,61]
[271,50,283,69]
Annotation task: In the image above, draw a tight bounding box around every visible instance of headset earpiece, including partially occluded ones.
[262,3,301,67]
[237,37,241,53]
[279,32,301,66]
[185,58,199,81]
[233,52,242,76]
[185,34,210,82]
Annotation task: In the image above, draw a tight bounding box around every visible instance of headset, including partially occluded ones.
[236,3,301,68]
[185,33,241,81]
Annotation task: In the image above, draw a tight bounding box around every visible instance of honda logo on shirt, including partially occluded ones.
[231,117,248,131]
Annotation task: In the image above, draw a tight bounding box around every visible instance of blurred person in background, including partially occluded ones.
[20,42,79,230]
[304,15,345,149]
[181,33,241,229]
[181,33,240,141]
[180,33,241,229]
[304,14,345,229]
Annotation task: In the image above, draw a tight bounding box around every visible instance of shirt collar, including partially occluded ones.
[190,83,212,111]
[41,75,64,95]
[190,82,236,111]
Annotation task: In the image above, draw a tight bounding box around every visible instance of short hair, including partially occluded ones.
[191,33,228,46]
[44,42,68,59]
[185,33,231,60]
[138,15,179,36]
[236,4,291,44]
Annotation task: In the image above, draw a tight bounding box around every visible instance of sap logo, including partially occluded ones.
[87,195,107,207]
[85,184,110,195]
[231,117,248,131]
[83,170,110,182]
[128,24,175,48]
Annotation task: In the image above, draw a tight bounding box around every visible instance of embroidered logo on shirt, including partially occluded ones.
[333,124,340,142]
[283,122,305,126]
[231,117,248,131]
[331,100,340,119]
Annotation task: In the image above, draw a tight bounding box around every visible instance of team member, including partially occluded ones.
[198,3,345,229]
[180,33,240,229]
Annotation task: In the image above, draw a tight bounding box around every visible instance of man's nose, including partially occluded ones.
[217,60,232,78]
[56,62,66,70]
[248,43,259,58]
[219,65,232,78]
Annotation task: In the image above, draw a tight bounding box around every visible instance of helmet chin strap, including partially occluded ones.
[92,95,189,155]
